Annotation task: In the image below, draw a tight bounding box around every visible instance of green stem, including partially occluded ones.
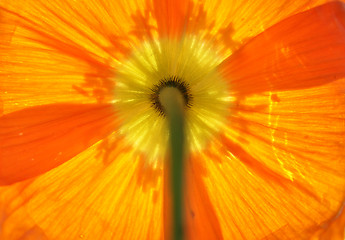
[159,87,185,240]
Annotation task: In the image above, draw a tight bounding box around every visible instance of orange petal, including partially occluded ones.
[184,157,224,240]
[0,143,163,240]
[198,75,345,239]
[0,103,118,185]
[202,0,336,48]
[151,0,193,39]
[0,0,149,115]
[150,0,336,55]
[313,203,345,240]
[219,1,345,95]
[0,0,143,59]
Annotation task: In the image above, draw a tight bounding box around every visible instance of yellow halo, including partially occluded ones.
[113,36,234,165]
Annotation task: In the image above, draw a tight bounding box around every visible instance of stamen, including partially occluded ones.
[159,87,186,240]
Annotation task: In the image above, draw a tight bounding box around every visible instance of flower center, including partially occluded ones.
[150,76,192,116]
[113,36,232,166]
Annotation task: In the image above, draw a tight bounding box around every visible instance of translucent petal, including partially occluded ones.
[184,159,224,240]
[0,0,146,115]
[201,0,340,47]
[219,1,345,96]
[197,77,345,239]
[0,103,118,185]
[0,142,163,240]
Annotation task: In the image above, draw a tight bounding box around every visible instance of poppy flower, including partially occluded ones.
[1,0,345,239]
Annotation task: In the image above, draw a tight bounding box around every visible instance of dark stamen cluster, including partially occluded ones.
[150,76,193,116]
